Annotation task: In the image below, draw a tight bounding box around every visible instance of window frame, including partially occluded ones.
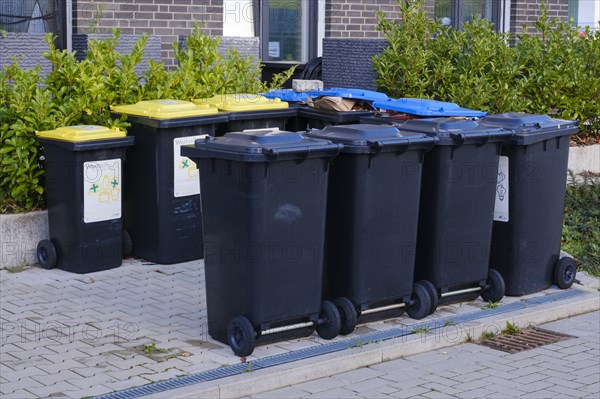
[258,0,319,65]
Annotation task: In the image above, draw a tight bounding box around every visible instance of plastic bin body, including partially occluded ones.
[194,94,296,136]
[182,131,340,343]
[484,113,579,295]
[400,119,512,297]
[306,125,435,310]
[37,126,134,273]
[298,108,376,130]
[112,100,228,264]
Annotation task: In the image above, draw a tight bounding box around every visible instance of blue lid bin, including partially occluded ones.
[399,118,512,305]
[482,113,579,296]
[299,88,390,130]
[181,130,343,356]
[362,98,487,125]
[306,124,437,328]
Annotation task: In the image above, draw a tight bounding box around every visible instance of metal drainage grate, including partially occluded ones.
[480,328,575,353]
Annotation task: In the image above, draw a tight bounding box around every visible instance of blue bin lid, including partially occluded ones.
[181,130,341,162]
[262,89,309,102]
[372,98,487,117]
[306,124,434,154]
[482,113,578,145]
[400,118,511,145]
[306,88,389,102]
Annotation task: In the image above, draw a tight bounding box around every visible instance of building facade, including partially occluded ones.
[1,1,599,69]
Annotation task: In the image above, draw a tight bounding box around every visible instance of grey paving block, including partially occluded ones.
[421,382,461,396]
[292,377,346,394]
[420,374,462,387]
[520,380,555,393]
[331,367,383,384]
[23,380,78,398]
[0,377,44,395]
[105,365,155,380]
[99,376,152,392]
[390,385,431,398]
[254,386,312,398]
[0,389,39,399]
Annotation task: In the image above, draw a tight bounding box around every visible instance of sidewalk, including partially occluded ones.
[252,311,600,399]
[0,258,598,399]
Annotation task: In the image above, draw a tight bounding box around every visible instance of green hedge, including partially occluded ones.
[373,0,600,141]
[0,26,294,213]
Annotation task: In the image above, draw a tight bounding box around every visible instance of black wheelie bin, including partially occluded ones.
[111,100,228,264]
[181,130,343,357]
[361,98,487,125]
[194,94,297,136]
[483,113,580,295]
[300,88,389,129]
[306,124,437,334]
[400,118,513,306]
[36,125,134,273]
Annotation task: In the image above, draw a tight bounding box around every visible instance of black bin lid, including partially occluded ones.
[400,118,511,146]
[181,129,341,162]
[482,113,579,145]
[306,124,435,153]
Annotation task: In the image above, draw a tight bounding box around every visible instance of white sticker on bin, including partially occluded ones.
[83,159,122,223]
[494,155,509,222]
[173,135,206,198]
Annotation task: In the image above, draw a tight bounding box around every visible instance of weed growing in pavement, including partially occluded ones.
[480,331,497,340]
[482,301,500,310]
[502,321,521,336]
[143,343,168,355]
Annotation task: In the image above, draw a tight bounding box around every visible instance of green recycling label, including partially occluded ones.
[173,135,206,197]
[83,159,122,223]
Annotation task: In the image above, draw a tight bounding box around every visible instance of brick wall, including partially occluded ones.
[73,0,224,67]
[510,0,570,35]
[325,0,436,38]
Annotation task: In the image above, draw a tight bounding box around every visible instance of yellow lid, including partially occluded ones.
[111,99,219,119]
[194,94,289,112]
[36,125,125,142]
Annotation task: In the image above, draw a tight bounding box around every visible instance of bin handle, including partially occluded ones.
[449,133,466,147]
[366,140,384,154]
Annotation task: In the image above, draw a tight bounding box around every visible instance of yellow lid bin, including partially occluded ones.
[194,94,289,112]
[36,125,126,142]
[111,99,219,119]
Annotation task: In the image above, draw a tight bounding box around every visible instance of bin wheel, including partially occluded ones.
[407,282,432,320]
[227,316,256,357]
[553,257,577,289]
[333,297,357,335]
[417,280,439,315]
[480,269,506,303]
[316,300,341,340]
[37,240,57,270]
[122,229,133,258]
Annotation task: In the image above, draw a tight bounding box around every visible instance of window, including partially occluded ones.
[435,0,502,30]
[0,0,67,48]
[259,0,318,64]
[568,0,579,26]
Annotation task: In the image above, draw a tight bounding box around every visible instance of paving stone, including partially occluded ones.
[292,377,345,394]
[254,386,312,398]
[0,377,44,395]
[23,380,78,398]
